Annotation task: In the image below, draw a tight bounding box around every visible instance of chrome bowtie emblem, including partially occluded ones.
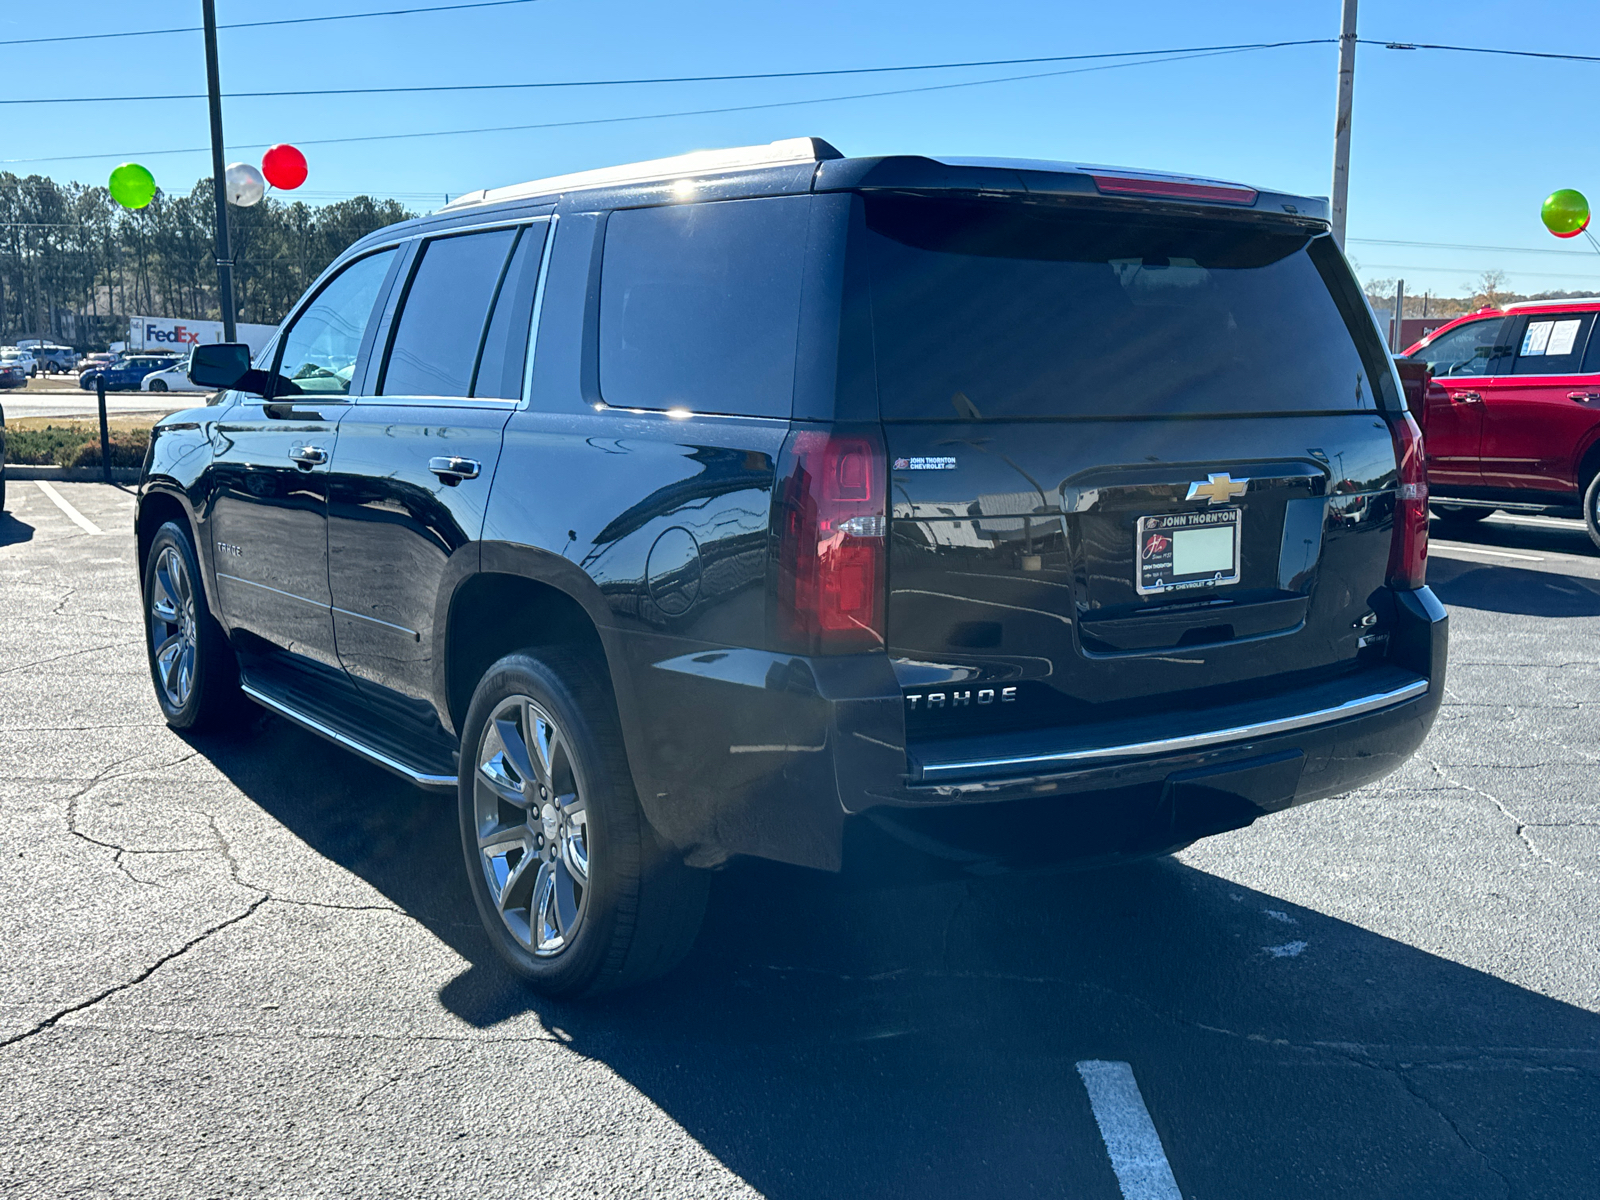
[1185,473,1250,505]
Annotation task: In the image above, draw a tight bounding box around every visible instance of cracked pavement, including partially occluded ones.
[1,486,1596,1199]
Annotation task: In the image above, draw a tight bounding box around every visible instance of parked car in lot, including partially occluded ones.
[0,347,37,378]
[27,343,80,374]
[138,139,1447,996]
[1,399,7,512]
[81,354,179,391]
[0,358,27,389]
[1401,296,1600,548]
[141,354,210,393]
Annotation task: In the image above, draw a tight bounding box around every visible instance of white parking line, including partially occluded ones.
[33,481,104,536]
[1076,1060,1183,1200]
[1431,542,1543,562]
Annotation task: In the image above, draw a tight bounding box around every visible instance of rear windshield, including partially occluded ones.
[862,196,1387,419]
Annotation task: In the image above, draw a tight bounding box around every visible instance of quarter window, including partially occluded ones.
[599,196,809,419]
[381,227,518,397]
[275,248,397,395]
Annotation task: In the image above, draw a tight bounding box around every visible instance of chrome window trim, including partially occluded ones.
[520,213,558,409]
[918,677,1430,780]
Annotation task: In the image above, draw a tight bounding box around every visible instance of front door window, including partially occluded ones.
[275,248,397,395]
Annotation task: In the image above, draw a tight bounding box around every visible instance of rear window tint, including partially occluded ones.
[863,196,1383,419]
[599,196,808,418]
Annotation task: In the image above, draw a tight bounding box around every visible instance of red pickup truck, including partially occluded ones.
[1399,297,1600,550]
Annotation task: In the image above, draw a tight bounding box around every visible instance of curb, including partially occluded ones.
[4,465,142,483]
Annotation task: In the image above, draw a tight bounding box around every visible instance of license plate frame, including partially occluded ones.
[1136,507,1242,596]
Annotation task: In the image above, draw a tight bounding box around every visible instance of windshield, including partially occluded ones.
[861,196,1390,419]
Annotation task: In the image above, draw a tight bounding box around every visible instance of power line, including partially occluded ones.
[1348,237,1600,259]
[1,0,547,47]
[0,43,1295,168]
[1362,38,1600,65]
[0,40,1335,106]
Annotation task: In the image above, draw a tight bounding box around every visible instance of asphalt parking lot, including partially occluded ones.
[1,483,1596,1199]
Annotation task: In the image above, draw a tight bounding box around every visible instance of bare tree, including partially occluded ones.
[1476,269,1509,307]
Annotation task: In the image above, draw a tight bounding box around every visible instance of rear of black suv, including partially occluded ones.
[605,160,1445,881]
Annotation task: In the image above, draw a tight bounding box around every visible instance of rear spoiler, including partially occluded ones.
[813,156,1327,223]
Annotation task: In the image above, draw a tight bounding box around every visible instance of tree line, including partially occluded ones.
[0,173,415,348]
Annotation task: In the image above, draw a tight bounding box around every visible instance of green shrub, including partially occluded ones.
[64,435,150,469]
[4,423,150,467]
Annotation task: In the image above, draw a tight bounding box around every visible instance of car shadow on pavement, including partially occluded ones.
[1428,557,1600,617]
[0,511,35,546]
[185,711,1600,1199]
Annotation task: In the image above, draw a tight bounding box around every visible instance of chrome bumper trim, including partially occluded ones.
[241,684,458,792]
[919,677,1430,780]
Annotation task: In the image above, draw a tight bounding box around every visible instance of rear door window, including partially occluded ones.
[598,196,809,418]
[1511,313,1594,375]
[862,197,1396,419]
[380,227,518,397]
[471,223,548,400]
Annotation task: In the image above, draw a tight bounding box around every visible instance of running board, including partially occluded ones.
[242,683,459,792]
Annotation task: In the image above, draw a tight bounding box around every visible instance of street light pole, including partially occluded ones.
[201,0,237,342]
[1330,0,1358,250]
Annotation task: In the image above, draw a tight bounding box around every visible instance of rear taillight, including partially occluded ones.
[1386,410,1428,589]
[771,427,887,654]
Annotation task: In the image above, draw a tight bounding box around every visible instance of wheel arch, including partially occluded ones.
[1577,433,1600,495]
[439,544,629,742]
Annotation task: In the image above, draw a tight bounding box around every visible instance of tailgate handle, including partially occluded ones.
[429,455,481,483]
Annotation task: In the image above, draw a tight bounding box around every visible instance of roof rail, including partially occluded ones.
[1505,294,1600,310]
[440,137,844,211]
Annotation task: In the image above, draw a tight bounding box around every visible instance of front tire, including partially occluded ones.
[148,379,167,393]
[458,649,708,997]
[141,521,243,730]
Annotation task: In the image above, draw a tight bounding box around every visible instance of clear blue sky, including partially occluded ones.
[5,0,1600,297]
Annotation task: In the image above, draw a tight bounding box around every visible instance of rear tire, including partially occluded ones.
[1431,504,1492,526]
[458,649,708,997]
[1584,474,1600,553]
[141,521,243,731]
[148,379,167,393]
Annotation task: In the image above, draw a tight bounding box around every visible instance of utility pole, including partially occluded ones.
[1330,0,1358,250]
[201,0,237,341]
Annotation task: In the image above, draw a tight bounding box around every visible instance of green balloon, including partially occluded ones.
[108,162,156,210]
[1541,188,1590,238]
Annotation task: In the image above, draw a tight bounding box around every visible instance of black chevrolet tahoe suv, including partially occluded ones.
[136,138,1448,996]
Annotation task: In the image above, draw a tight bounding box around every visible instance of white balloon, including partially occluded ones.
[225,161,266,207]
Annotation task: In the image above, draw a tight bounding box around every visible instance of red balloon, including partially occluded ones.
[261,144,307,191]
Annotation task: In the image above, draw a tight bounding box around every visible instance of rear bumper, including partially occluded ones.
[619,587,1447,871]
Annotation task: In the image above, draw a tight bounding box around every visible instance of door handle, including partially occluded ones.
[1567,391,1600,403]
[429,455,481,483]
[288,445,328,468]
[1452,391,1482,404]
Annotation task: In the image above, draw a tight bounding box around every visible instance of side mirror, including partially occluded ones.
[188,342,252,390]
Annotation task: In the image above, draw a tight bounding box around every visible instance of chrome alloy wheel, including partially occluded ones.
[473,695,591,956]
[148,545,198,710]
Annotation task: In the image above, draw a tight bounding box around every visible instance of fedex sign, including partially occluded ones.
[129,315,277,357]
[147,322,202,346]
